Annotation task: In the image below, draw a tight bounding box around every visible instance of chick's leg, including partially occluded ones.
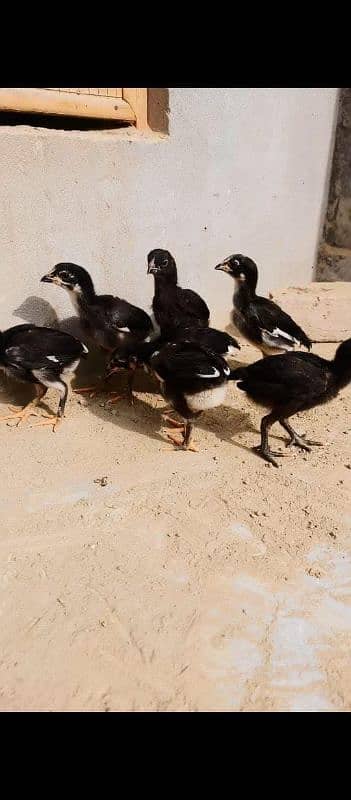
[183,420,198,452]
[161,403,186,434]
[105,365,137,406]
[253,413,289,468]
[166,420,198,452]
[34,379,67,432]
[280,419,323,450]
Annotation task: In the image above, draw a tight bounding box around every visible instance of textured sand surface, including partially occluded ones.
[0,283,350,711]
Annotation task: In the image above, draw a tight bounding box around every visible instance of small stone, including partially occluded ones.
[94,476,108,487]
[307,567,322,578]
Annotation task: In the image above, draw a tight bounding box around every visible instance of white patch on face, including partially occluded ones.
[67,286,82,312]
[185,383,227,411]
[227,345,238,356]
[82,343,88,354]
[117,327,131,333]
[46,355,59,363]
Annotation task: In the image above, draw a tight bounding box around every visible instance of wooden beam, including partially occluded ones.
[0,88,135,121]
[123,88,148,129]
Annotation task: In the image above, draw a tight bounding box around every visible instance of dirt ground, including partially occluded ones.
[0,283,350,712]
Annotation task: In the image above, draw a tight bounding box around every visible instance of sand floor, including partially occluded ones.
[0,283,350,711]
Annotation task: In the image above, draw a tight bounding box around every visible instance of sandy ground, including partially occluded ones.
[0,283,350,712]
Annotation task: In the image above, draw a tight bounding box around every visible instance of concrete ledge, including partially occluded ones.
[270,281,351,342]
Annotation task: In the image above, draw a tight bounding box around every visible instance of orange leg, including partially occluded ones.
[0,401,42,426]
[0,385,47,426]
[33,414,62,432]
[165,421,198,452]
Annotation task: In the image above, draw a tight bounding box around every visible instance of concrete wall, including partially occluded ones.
[0,88,338,334]
[317,88,351,281]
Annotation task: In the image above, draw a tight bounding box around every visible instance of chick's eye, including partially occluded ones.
[162,259,168,267]
[234,259,240,267]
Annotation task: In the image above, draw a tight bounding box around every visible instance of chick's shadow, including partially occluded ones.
[82,364,256,448]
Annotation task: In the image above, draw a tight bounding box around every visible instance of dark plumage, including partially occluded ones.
[215,254,312,355]
[41,263,153,352]
[149,341,231,450]
[0,324,88,430]
[107,339,232,448]
[180,326,240,357]
[230,339,351,466]
[105,326,240,402]
[147,249,210,336]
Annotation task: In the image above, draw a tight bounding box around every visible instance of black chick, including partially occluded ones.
[105,327,240,404]
[215,254,312,356]
[0,324,88,430]
[41,263,153,396]
[230,339,351,467]
[149,341,231,451]
[147,249,210,336]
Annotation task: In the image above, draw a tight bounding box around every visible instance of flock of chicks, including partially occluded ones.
[1,249,350,468]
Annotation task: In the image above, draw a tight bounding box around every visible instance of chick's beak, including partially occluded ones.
[41,274,62,285]
[215,263,231,273]
[147,258,157,275]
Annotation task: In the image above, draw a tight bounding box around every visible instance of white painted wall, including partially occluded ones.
[0,88,338,333]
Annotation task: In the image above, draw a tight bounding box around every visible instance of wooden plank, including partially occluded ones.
[0,88,135,121]
[45,89,123,97]
[123,88,148,129]
[45,88,93,94]
[107,88,123,97]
